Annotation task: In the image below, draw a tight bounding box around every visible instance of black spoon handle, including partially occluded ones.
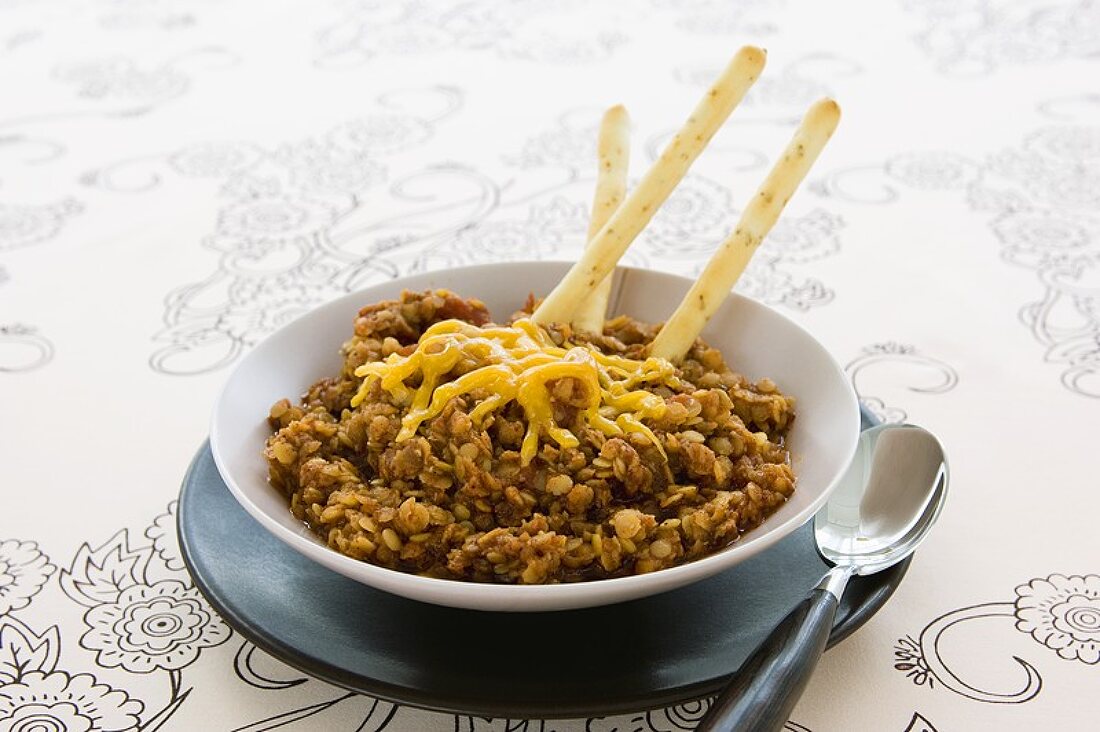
[695,587,839,732]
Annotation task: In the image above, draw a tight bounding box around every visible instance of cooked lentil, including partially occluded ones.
[265,289,796,584]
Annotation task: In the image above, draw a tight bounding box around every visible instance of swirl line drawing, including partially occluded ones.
[915,603,1043,704]
[846,343,959,423]
[0,324,55,373]
[233,640,307,690]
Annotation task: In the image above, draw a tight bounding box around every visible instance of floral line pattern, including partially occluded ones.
[0,539,55,617]
[1016,574,1100,664]
[818,113,1100,399]
[895,573,1099,705]
[0,642,145,732]
[0,47,239,130]
[81,85,467,376]
[0,465,958,729]
[0,198,82,252]
[0,540,143,732]
[44,505,229,730]
[901,0,1100,76]
[647,0,784,37]
[313,1,626,69]
[82,87,848,377]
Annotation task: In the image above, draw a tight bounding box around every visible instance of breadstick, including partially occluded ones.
[649,98,841,362]
[572,105,631,333]
[532,45,767,325]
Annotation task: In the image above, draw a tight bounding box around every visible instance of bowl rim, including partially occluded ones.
[209,261,860,607]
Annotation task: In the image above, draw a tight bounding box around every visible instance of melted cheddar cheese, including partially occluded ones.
[351,318,679,464]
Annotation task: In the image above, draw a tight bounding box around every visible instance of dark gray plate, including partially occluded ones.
[178,408,908,719]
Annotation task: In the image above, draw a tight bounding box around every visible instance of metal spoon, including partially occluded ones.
[697,423,948,732]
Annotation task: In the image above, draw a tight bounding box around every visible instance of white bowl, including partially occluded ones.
[210,262,859,612]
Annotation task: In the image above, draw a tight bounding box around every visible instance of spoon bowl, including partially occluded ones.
[816,424,948,575]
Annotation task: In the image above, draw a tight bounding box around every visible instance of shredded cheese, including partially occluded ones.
[351,318,679,465]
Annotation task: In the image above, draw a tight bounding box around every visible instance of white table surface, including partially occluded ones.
[2,1,1098,730]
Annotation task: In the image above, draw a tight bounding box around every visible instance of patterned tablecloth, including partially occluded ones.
[2,1,1098,730]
